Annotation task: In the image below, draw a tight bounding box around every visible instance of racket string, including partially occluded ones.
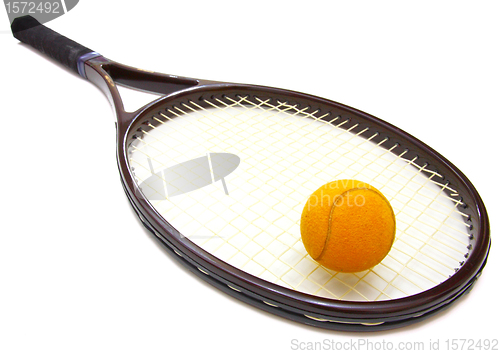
[127,94,472,301]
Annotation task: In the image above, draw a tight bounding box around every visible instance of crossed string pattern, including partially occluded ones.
[128,95,472,301]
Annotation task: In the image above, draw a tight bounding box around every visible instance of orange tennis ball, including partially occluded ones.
[300,179,396,273]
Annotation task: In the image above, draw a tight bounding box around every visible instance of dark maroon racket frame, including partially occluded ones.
[12,16,490,331]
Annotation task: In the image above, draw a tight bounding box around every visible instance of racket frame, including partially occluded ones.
[82,56,491,331]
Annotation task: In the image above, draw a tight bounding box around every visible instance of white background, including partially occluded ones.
[1,1,499,353]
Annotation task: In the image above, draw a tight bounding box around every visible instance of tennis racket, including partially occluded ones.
[11,15,490,332]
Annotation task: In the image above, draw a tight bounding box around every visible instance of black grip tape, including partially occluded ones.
[11,15,93,75]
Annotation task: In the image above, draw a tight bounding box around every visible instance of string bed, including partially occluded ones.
[128,95,472,301]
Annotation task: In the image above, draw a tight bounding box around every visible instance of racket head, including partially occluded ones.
[112,84,489,329]
[87,58,490,331]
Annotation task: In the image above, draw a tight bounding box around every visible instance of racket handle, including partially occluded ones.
[11,16,97,77]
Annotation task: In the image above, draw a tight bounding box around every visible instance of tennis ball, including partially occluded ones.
[300,179,395,273]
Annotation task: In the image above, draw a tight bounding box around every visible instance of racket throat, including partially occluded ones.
[83,56,201,126]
